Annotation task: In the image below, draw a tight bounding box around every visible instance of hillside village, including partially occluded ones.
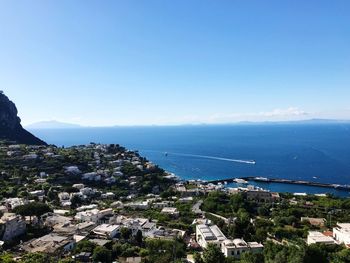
[1,141,350,263]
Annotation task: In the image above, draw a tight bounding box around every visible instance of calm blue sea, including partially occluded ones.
[29,124,350,197]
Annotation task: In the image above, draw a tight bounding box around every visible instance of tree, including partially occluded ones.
[92,246,112,263]
[13,203,52,223]
[240,252,263,263]
[193,252,204,263]
[332,248,350,263]
[120,227,131,240]
[202,243,225,263]
[20,253,53,263]
[0,253,16,263]
[146,238,186,263]
[75,240,96,253]
[135,229,143,245]
[70,195,82,209]
[304,244,329,263]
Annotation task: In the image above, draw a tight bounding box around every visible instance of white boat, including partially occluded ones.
[235,178,248,184]
[254,177,269,182]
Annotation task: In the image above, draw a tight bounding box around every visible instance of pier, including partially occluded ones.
[205,176,350,191]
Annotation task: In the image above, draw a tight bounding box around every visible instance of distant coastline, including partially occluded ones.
[25,118,350,129]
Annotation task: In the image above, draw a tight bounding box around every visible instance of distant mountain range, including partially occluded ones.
[25,118,350,129]
[26,121,82,129]
[235,119,350,125]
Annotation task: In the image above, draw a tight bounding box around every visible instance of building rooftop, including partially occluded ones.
[308,231,335,243]
[247,242,264,249]
[161,207,178,213]
[21,234,72,254]
[197,224,226,241]
[93,224,120,235]
[336,223,350,230]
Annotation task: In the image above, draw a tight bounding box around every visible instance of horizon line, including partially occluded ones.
[25,118,350,129]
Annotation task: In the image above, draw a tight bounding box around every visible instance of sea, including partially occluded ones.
[29,124,350,197]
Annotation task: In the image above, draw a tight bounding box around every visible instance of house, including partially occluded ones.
[29,190,45,197]
[307,231,335,245]
[221,238,249,258]
[99,208,114,223]
[124,201,150,210]
[196,224,226,248]
[301,217,326,227]
[161,207,179,217]
[196,223,263,258]
[75,209,101,223]
[3,197,27,209]
[0,213,26,241]
[92,224,120,238]
[101,192,115,199]
[333,223,350,245]
[58,192,71,207]
[21,233,75,254]
[75,209,112,223]
[221,239,264,258]
[76,204,98,212]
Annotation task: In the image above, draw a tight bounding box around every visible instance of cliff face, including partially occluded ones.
[0,92,47,145]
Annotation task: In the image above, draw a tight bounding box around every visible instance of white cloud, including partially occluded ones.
[258,107,308,117]
[168,107,310,125]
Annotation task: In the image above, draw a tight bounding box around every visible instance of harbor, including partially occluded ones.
[205,176,350,191]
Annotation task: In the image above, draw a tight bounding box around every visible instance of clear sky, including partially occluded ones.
[0,0,349,126]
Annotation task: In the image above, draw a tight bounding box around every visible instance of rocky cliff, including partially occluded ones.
[0,91,47,145]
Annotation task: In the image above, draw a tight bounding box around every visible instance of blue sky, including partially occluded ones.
[0,0,349,126]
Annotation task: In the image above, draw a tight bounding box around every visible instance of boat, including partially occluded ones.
[164,152,168,157]
[234,178,248,184]
[254,177,269,182]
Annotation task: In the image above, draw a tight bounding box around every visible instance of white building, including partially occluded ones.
[29,190,45,197]
[3,198,27,209]
[58,192,71,207]
[0,213,26,241]
[161,207,179,217]
[333,223,350,245]
[221,239,264,258]
[75,209,101,223]
[196,224,227,248]
[76,204,98,212]
[93,224,120,238]
[74,209,113,223]
[307,231,335,245]
[124,201,150,210]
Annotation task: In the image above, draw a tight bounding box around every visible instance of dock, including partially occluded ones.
[204,176,350,191]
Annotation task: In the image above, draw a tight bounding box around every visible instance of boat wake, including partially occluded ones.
[167,152,255,165]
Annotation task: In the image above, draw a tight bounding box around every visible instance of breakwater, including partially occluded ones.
[205,176,350,191]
